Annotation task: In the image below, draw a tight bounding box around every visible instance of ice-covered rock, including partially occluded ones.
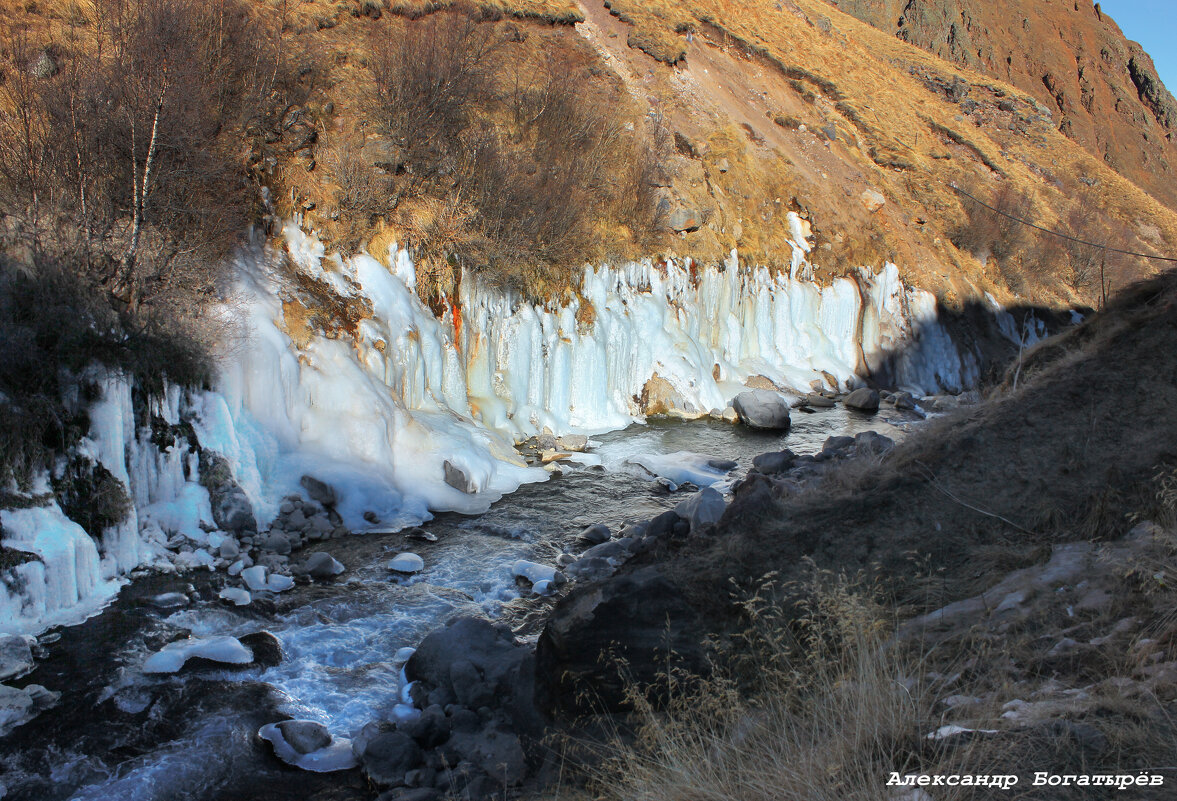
[259,720,358,772]
[388,553,424,574]
[0,635,36,681]
[732,389,792,430]
[0,682,59,737]
[512,560,561,586]
[267,573,295,592]
[218,587,252,606]
[241,565,269,592]
[142,635,254,673]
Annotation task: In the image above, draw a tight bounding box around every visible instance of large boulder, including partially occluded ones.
[844,387,881,412]
[731,390,792,430]
[406,617,540,735]
[358,730,423,786]
[640,373,701,418]
[674,487,726,531]
[299,475,338,507]
[201,453,257,534]
[0,635,35,681]
[536,566,708,715]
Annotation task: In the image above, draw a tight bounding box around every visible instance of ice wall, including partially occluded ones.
[0,218,978,634]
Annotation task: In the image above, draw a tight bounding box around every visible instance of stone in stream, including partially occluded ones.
[388,553,425,574]
[259,720,357,772]
[0,682,59,737]
[556,434,589,452]
[674,486,726,531]
[844,387,880,412]
[0,635,36,681]
[822,435,855,455]
[751,450,795,474]
[803,392,836,408]
[577,523,610,546]
[731,389,792,430]
[305,551,346,578]
[238,631,284,667]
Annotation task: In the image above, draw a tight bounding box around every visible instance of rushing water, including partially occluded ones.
[0,409,910,801]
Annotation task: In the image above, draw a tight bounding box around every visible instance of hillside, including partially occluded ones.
[830,0,1177,212]
[4,0,1176,316]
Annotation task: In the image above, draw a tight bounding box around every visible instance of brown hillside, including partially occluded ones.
[829,0,1177,212]
[4,0,1177,313]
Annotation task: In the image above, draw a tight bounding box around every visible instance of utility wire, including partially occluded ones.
[949,183,1177,263]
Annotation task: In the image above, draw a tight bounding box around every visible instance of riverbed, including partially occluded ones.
[0,408,908,801]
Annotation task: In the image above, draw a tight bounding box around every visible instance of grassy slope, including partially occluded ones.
[6,0,1177,309]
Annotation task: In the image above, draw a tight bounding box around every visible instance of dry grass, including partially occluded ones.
[587,571,1011,801]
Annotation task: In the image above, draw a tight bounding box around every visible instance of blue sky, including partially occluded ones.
[1097,0,1177,94]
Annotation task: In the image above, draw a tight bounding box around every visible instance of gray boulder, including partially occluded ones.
[0,635,35,682]
[447,727,527,786]
[674,487,726,531]
[361,731,423,787]
[202,453,257,534]
[854,430,894,456]
[732,390,791,430]
[803,393,836,408]
[751,450,795,474]
[822,435,855,455]
[259,531,292,555]
[444,461,476,494]
[300,475,338,507]
[277,720,332,754]
[577,524,610,546]
[844,387,880,412]
[305,551,346,578]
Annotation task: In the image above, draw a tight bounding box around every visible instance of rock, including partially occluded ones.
[822,435,855,455]
[218,538,240,559]
[406,617,540,735]
[398,703,450,748]
[512,560,563,585]
[286,508,307,529]
[444,460,476,494]
[751,450,795,474]
[219,587,252,606]
[854,430,894,455]
[706,458,738,472]
[260,531,292,555]
[0,682,58,737]
[0,635,35,682]
[890,390,917,410]
[305,551,346,578]
[299,475,338,507]
[389,553,425,574]
[674,487,726,531]
[860,188,886,212]
[580,540,632,563]
[143,636,254,673]
[732,390,791,430]
[844,387,880,412]
[447,727,527,786]
[803,392,836,408]
[540,450,571,464]
[556,434,588,452]
[449,659,493,708]
[537,566,708,715]
[203,453,257,534]
[668,207,703,232]
[279,720,333,754]
[536,432,558,450]
[377,789,440,801]
[238,631,284,667]
[564,557,616,582]
[578,524,610,545]
[640,373,699,418]
[743,374,779,391]
[242,565,269,591]
[28,49,58,79]
[260,720,357,772]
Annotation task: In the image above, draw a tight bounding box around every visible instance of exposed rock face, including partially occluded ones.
[831,0,1177,209]
[640,373,701,418]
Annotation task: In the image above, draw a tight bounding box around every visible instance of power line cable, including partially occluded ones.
[949,183,1177,263]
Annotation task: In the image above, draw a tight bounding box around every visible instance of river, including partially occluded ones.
[0,407,910,801]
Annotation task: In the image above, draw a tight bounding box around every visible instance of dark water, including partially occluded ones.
[0,409,909,801]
